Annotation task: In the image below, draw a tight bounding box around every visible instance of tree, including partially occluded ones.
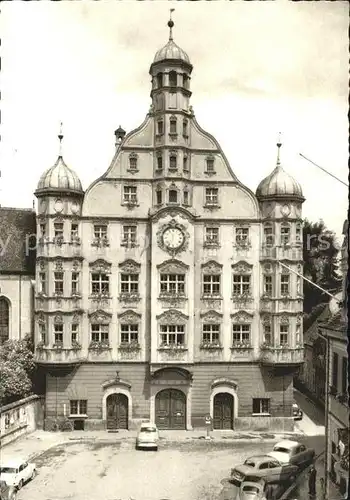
[303,219,342,317]
[0,335,36,406]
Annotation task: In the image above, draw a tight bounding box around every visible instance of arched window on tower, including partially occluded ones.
[169,116,177,135]
[156,186,162,206]
[169,71,177,87]
[169,153,177,171]
[157,73,163,88]
[156,152,163,171]
[0,297,10,345]
[168,188,178,204]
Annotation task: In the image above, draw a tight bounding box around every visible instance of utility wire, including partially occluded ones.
[299,153,348,187]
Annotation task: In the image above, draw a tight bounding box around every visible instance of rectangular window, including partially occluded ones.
[71,272,79,295]
[123,186,137,203]
[71,324,79,344]
[264,226,274,246]
[160,325,185,346]
[281,226,290,245]
[205,187,218,205]
[205,227,219,244]
[296,225,302,243]
[202,324,220,344]
[157,121,164,135]
[70,223,78,240]
[39,323,46,344]
[279,325,289,345]
[280,274,290,295]
[168,189,178,203]
[332,352,339,390]
[54,324,63,344]
[183,190,189,205]
[236,228,249,244]
[91,273,109,295]
[233,275,251,295]
[263,275,273,296]
[206,158,215,173]
[183,120,188,137]
[156,190,162,205]
[252,398,270,414]
[54,272,64,295]
[120,273,139,293]
[160,274,185,294]
[342,357,347,394]
[183,156,188,171]
[202,274,221,295]
[120,324,139,344]
[122,225,137,245]
[169,155,177,170]
[170,120,177,134]
[91,324,109,343]
[70,400,87,416]
[129,156,138,170]
[39,272,46,294]
[39,223,46,237]
[157,155,163,170]
[263,324,272,345]
[94,224,107,239]
[232,324,250,344]
[54,222,64,239]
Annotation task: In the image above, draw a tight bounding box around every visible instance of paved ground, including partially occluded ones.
[293,388,325,437]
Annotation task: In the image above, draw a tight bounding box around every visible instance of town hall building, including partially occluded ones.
[34,19,305,431]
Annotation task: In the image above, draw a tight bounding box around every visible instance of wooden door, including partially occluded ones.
[106,393,128,429]
[155,389,186,429]
[213,393,234,430]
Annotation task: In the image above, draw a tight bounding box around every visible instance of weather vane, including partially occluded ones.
[168,8,175,41]
[58,122,64,156]
[276,131,282,166]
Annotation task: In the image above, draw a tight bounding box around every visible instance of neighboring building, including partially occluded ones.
[33,19,305,431]
[319,219,349,498]
[0,207,36,344]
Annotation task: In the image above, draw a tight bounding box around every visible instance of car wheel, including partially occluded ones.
[17,479,24,490]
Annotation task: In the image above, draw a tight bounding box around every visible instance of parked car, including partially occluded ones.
[135,422,159,451]
[268,440,315,469]
[237,478,268,500]
[292,403,303,421]
[0,480,17,500]
[0,459,36,489]
[230,455,298,486]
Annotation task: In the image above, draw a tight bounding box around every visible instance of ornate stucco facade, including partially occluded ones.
[34,21,305,431]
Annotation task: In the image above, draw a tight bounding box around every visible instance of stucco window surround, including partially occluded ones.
[200,310,223,349]
[0,296,11,344]
[263,222,275,248]
[204,186,220,208]
[155,151,163,171]
[150,384,193,430]
[155,184,163,207]
[234,224,251,248]
[158,259,188,298]
[280,221,291,246]
[91,222,109,247]
[182,119,189,138]
[230,310,254,348]
[101,380,133,424]
[156,309,189,349]
[204,154,216,176]
[122,184,139,208]
[167,182,180,205]
[261,314,273,347]
[231,261,253,301]
[182,185,190,207]
[204,225,220,248]
[201,260,223,298]
[118,310,142,348]
[118,259,141,303]
[169,115,178,136]
[209,379,239,420]
[128,152,139,173]
[168,150,178,172]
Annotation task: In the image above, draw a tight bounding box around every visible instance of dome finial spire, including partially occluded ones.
[58,122,64,157]
[168,8,175,41]
[276,132,282,167]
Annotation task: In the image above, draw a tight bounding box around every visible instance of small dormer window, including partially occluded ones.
[156,188,162,205]
[169,154,177,170]
[170,117,177,135]
[169,189,178,204]
[183,120,188,137]
[129,153,138,171]
[157,73,163,88]
[157,154,163,170]
[205,156,215,174]
[169,71,177,87]
[157,121,164,135]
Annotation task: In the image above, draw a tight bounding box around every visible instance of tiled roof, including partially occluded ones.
[319,311,348,341]
[0,208,36,274]
[303,304,330,345]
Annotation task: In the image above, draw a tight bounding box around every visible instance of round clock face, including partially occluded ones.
[162,227,184,249]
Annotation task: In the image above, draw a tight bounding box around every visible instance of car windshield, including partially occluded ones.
[0,467,17,473]
[273,447,290,454]
[141,427,157,433]
[243,486,259,493]
[244,460,256,467]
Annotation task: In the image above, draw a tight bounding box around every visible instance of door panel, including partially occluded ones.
[106,393,128,429]
[213,393,234,430]
[155,389,186,429]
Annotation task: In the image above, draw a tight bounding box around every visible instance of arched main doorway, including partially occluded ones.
[0,297,9,345]
[155,389,186,430]
[106,393,128,430]
[213,393,234,430]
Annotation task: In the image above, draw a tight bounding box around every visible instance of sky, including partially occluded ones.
[0,1,348,241]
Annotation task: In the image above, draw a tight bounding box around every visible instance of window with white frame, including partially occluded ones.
[39,323,46,343]
[123,186,137,204]
[91,324,109,343]
[120,324,139,344]
[205,187,218,205]
[233,275,251,295]
[54,324,63,344]
[279,324,289,345]
[280,225,291,245]
[205,157,215,173]
[54,272,64,295]
[263,275,273,296]
[91,273,109,295]
[263,324,272,345]
[39,272,46,294]
[202,324,220,344]
[169,117,177,134]
[280,274,290,295]
[94,224,107,239]
[263,225,274,246]
[168,189,178,203]
[202,274,221,295]
[205,226,219,244]
[252,398,270,414]
[70,223,78,240]
[71,323,79,344]
[232,324,250,345]
[122,225,137,245]
[236,227,249,245]
[120,273,139,293]
[169,155,177,170]
[160,274,185,294]
[70,400,87,416]
[54,222,64,239]
[160,325,185,346]
[71,272,79,295]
